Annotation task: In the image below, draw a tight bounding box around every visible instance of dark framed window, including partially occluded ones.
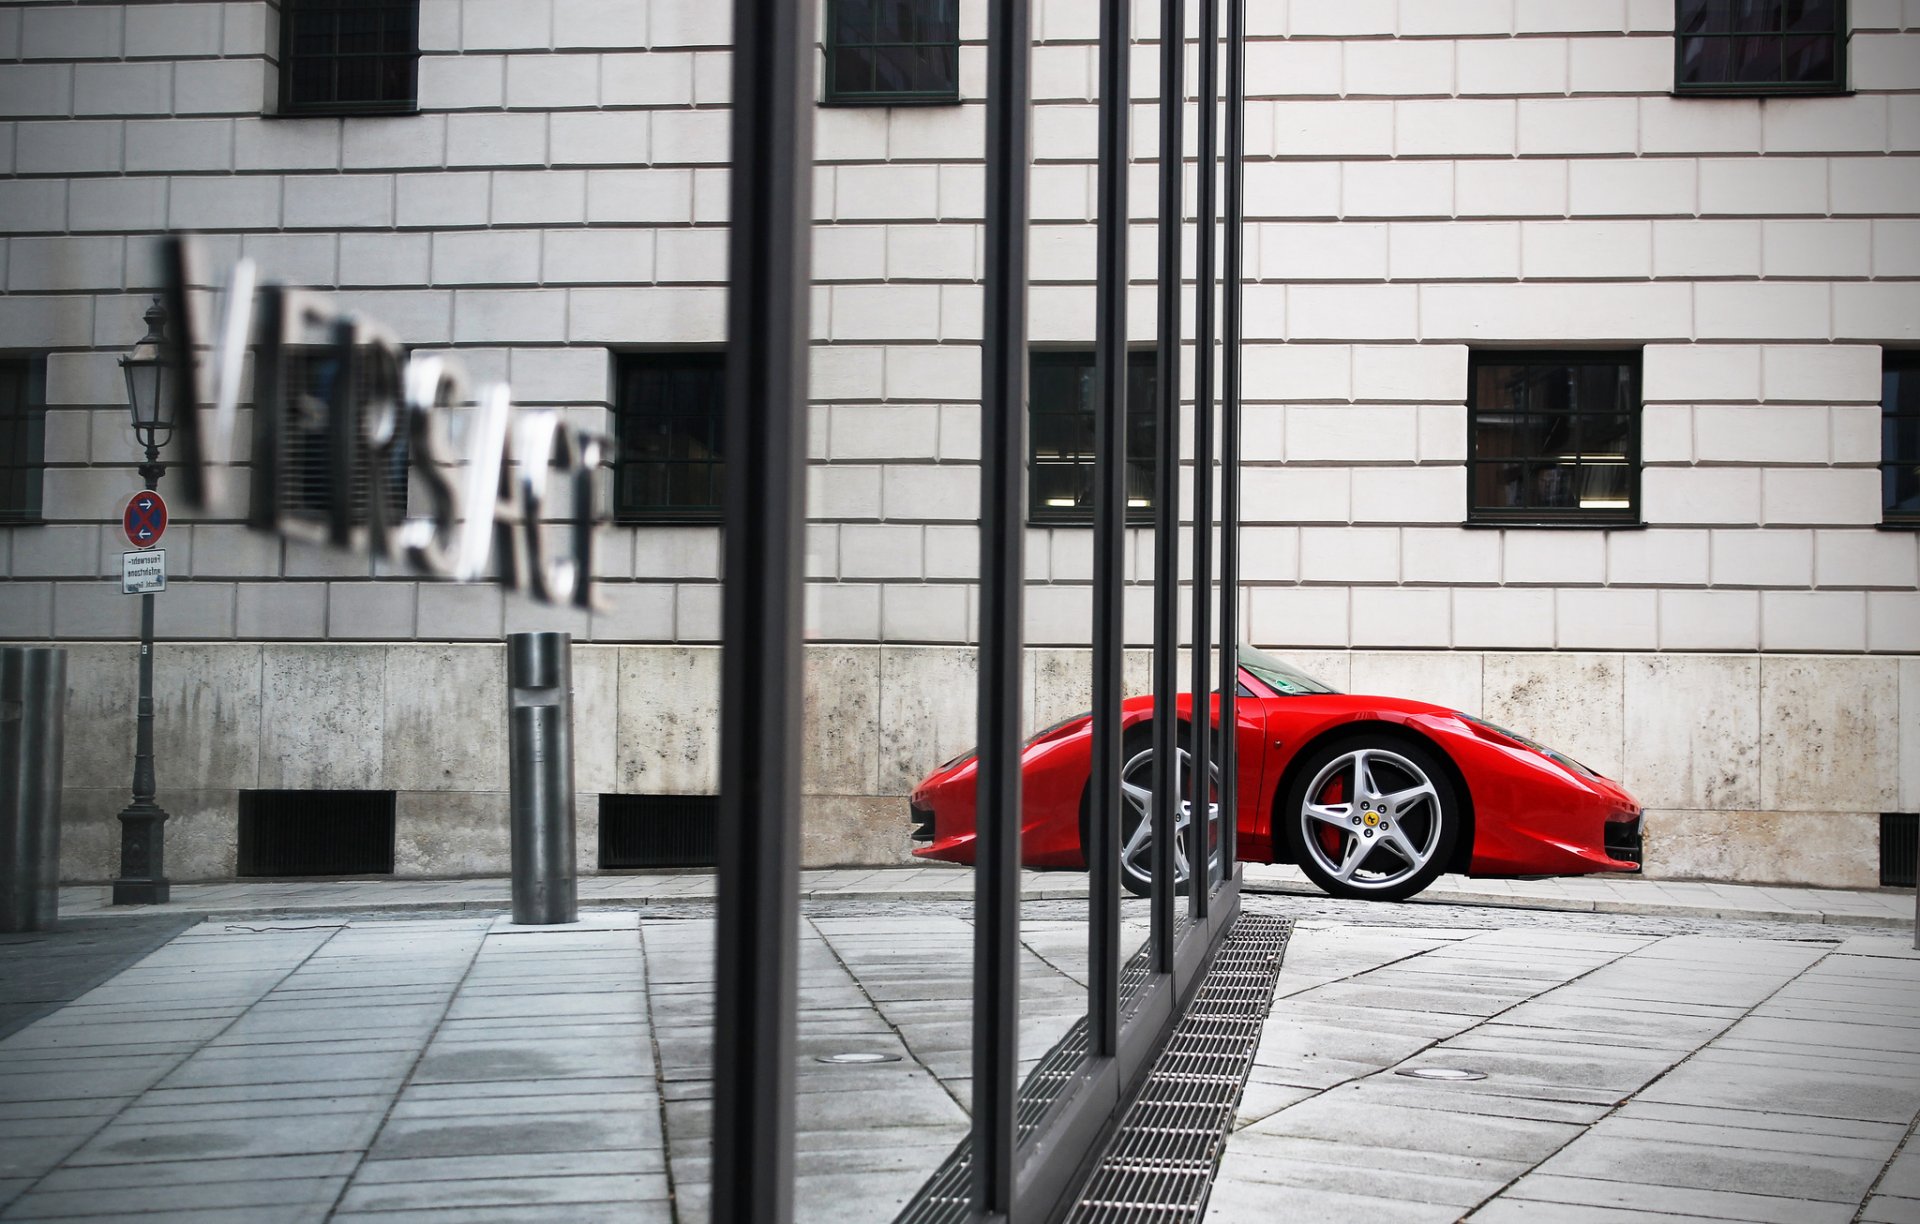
[1675,0,1847,95]
[823,0,960,106]
[1468,351,1642,526]
[1885,351,1920,526]
[280,0,420,116]
[1029,350,1157,526]
[615,351,725,524]
[0,358,46,524]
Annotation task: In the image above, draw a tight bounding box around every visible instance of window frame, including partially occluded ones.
[613,349,727,526]
[0,356,47,526]
[276,0,421,118]
[1671,0,1849,98]
[1466,349,1645,529]
[1883,349,1920,528]
[820,0,962,107]
[1026,347,1158,528]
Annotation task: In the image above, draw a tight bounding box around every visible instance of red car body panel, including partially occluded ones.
[909,667,1642,882]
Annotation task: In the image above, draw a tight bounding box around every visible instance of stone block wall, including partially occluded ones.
[1,0,1917,886]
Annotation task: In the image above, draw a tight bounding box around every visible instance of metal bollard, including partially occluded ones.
[507,632,577,925]
[1,647,67,933]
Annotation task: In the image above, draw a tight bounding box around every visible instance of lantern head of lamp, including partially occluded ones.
[121,298,172,451]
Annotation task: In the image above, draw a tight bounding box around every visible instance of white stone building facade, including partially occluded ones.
[0,0,1916,888]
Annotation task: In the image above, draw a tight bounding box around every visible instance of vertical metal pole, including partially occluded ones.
[113,456,170,907]
[1188,0,1219,920]
[1218,0,1245,881]
[1151,0,1186,970]
[1087,0,1130,1060]
[0,647,66,934]
[711,0,815,1218]
[974,0,1031,1213]
[507,632,577,926]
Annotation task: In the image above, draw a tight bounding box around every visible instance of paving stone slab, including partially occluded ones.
[1497,1171,1856,1224]
[1204,1177,1468,1224]
[1533,1133,1888,1203]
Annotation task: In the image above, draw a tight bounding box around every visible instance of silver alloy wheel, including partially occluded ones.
[1298,747,1442,891]
[1118,743,1220,891]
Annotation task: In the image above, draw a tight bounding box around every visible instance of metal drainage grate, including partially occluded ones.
[598,794,718,869]
[237,790,395,877]
[1066,913,1292,1224]
[1881,813,1917,888]
[895,914,1291,1224]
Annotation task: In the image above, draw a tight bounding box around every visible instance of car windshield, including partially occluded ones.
[1237,644,1339,695]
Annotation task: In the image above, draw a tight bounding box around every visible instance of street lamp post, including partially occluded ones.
[113,299,172,906]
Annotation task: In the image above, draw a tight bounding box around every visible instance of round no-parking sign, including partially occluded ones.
[123,490,168,550]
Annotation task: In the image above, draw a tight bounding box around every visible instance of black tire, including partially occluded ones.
[1281,734,1458,902]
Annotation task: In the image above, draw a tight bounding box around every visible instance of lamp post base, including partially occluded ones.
[112,802,171,906]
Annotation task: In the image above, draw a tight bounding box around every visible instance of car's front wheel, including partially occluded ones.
[1282,736,1458,902]
[1114,729,1221,898]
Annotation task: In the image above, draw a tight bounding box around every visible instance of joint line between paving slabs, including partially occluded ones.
[808,914,971,1118]
[321,919,490,1220]
[1854,1109,1920,1224]
[1461,938,1847,1218]
[637,918,688,1224]
[7,919,355,1213]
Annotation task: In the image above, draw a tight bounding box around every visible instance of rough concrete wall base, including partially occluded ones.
[28,640,1918,889]
[1644,810,1881,890]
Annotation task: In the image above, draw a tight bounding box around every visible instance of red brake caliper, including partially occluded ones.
[1315,775,1345,857]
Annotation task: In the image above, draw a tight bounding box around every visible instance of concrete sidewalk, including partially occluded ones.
[59,863,1919,929]
[1207,915,1920,1224]
[3,887,1917,1222]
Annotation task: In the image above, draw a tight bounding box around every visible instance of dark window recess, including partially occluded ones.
[0,358,46,524]
[1029,349,1158,525]
[823,0,960,105]
[274,343,409,526]
[1675,0,1847,95]
[599,794,719,869]
[615,351,725,523]
[1881,813,1917,888]
[1468,350,1642,526]
[280,0,419,115]
[238,790,396,877]
[1884,352,1920,525]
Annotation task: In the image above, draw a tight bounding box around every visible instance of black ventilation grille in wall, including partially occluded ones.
[1882,814,1918,888]
[600,794,719,869]
[238,790,396,877]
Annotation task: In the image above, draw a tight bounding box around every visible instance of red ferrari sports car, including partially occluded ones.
[909,645,1643,902]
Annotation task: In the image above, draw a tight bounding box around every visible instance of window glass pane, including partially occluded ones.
[875,45,920,92]
[616,353,726,518]
[1731,0,1779,31]
[1474,462,1526,511]
[285,0,417,110]
[1679,0,1733,32]
[1782,34,1834,81]
[1676,0,1839,89]
[1029,351,1156,520]
[1679,35,1731,83]
[1784,0,1836,30]
[1471,355,1640,520]
[833,46,875,94]
[1576,461,1633,510]
[1731,34,1783,80]
[1474,414,1547,459]
[1527,463,1577,509]
[826,0,957,101]
[834,0,874,40]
